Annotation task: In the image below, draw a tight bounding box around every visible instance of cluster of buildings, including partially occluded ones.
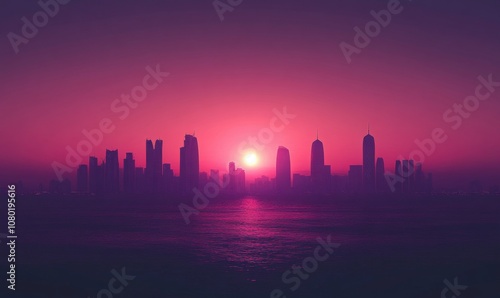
[49,131,433,196]
[252,131,433,195]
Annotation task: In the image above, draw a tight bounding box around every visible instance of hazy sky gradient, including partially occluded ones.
[1,0,499,190]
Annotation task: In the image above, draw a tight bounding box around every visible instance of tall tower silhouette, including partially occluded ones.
[77,164,88,193]
[276,146,291,192]
[376,157,385,193]
[146,139,163,193]
[123,152,135,194]
[180,134,199,194]
[311,136,325,192]
[395,160,403,193]
[105,149,119,194]
[363,129,375,193]
[89,156,98,194]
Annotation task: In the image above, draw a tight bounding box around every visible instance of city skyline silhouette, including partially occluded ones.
[18,128,497,196]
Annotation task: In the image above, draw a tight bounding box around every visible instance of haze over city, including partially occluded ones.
[2,1,500,192]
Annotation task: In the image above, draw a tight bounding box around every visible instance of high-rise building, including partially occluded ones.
[135,167,145,194]
[89,156,98,194]
[276,146,291,192]
[395,160,403,193]
[415,162,424,193]
[209,169,220,188]
[363,131,375,193]
[311,137,326,191]
[162,164,174,194]
[180,134,199,194]
[105,149,119,194]
[146,139,163,193]
[409,160,415,193]
[77,164,88,193]
[226,162,246,194]
[123,152,135,194]
[376,157,385,193]
[402,160,410,193]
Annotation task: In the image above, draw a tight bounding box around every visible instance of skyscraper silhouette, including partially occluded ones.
[89,156,98,194]
[146,139,163,193]
[105,149,119,194]
[402,160,410,193]
[363,130,375,193]
[123,152,135,194]
[162,164,174,194]
[180,134,199,194]
[311,136,326,192]
[395,160,403,193]
[276,146,291,192]
[376,157,385,193]
[77,164,88,193]
[135,167,145,194]
[415,162,424,193]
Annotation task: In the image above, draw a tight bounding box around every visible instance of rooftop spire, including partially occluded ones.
[316,129,319,140]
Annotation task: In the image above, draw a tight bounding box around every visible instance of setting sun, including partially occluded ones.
[243,152,258,167]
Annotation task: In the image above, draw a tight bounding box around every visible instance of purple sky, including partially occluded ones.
[1,0,499,191]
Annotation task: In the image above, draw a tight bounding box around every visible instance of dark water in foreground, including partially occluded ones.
[3,195,500,297]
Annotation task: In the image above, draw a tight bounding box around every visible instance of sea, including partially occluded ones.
[4,195,500,297]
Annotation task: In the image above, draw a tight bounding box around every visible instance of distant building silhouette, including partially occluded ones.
[311,137,327,192]
[199,172,208,189]
[363,131,375,193]
[402,160,410,193]
[77,164,88,193]
[395,160,403,193]
[123,152,135,194]
[276,146,291,192]
[105,150,119,194]
[89,156,98,194]
[375,157,385,193]
[293,173,310,193]
[146,139,163,193]
[180,134,199,194]
[348,165,363,193]
[250,175,273,194]
[135,167,145,194]
[209,169,220,187]
[409,160,415,193]
[50,179,71,194]
[162,164,174,194]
